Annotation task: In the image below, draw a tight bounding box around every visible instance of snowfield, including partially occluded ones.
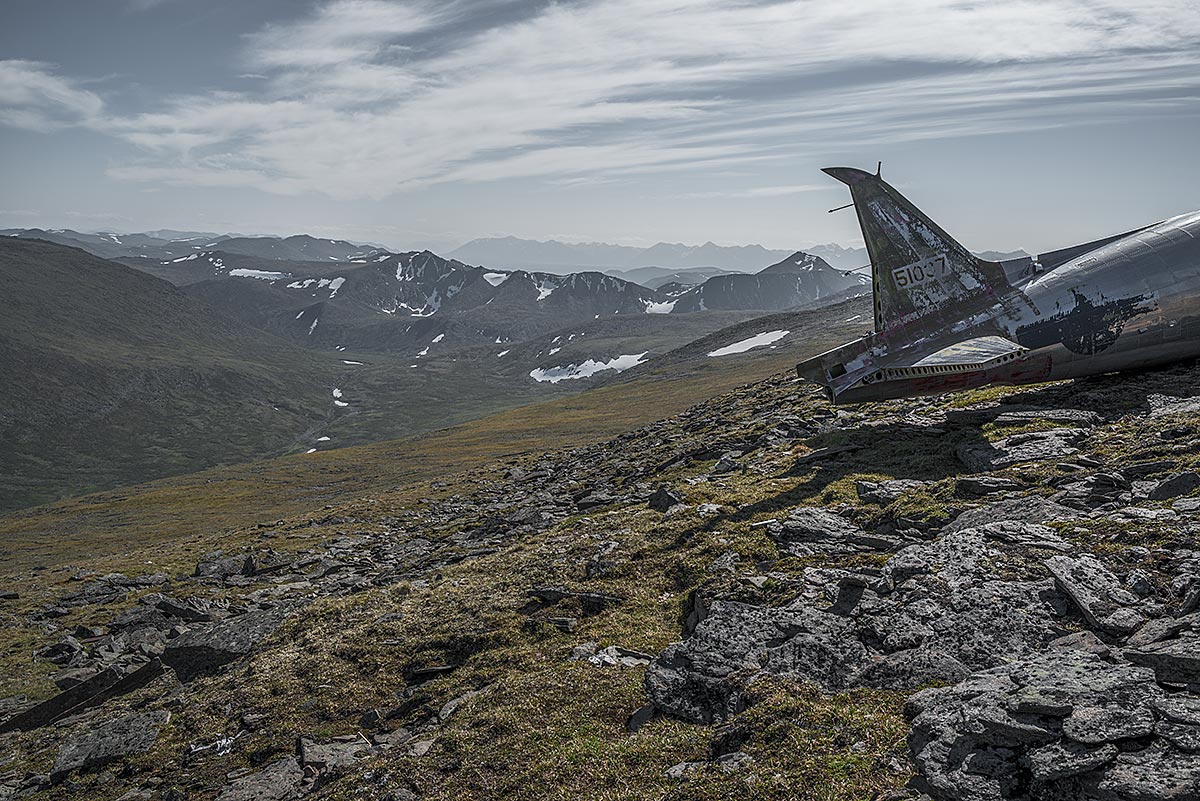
[707,330,790,357]
[529,352,648,383]
[229,268,287,280]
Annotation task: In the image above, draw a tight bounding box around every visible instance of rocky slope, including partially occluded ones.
[2,354,1199,799]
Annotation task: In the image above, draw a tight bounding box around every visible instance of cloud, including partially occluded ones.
[686,184,829,199]
[0,60,103,131]
[5,1,1200,197]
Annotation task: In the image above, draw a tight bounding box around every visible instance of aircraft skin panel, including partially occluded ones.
[800,170,1200,404]
[911,336,1025,367]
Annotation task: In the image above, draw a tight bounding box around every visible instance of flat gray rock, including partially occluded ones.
[944,497,1078,534]
[856,479,927,505]
[1125,635,1200,684]
[956,428,1088,472]
[162,606,295,682]
[768,507,881,556]
[215,757,305,801]
[1148,471,1200,501]
[51,710,169,782]
[1044,554,1140,631]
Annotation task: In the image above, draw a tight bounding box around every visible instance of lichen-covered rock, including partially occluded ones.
[944,497,1078,534]
[647,527,1067,722]
[956,428,1088,472]
[767,506,899,556]
[907,649,1200,800]
[1125,635,1200,684]
[645,600,862,722]
[1044,554,1142,632]
[856,479,927,505]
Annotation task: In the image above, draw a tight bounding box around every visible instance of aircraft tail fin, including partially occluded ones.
[823,166,1015,336]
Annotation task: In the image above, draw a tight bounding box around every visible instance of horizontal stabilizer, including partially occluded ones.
[872,335,1028,381]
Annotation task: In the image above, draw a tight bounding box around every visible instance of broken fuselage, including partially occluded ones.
[797,167,1200,404]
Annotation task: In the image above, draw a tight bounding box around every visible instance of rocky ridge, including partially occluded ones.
[3,362,1200,799]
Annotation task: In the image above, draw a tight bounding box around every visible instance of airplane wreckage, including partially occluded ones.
[797,165,1200,403]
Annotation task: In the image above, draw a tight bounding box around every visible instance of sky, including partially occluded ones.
[2,0,1199,255]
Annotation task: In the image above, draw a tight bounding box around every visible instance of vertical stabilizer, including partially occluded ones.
[823,166,1014,336]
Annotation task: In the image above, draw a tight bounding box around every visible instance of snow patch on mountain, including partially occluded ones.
[708,330,790,357]
[529,352,649,383]
[228,268,287,280]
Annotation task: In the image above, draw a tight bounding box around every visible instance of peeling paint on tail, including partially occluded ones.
[823,167,1030,336]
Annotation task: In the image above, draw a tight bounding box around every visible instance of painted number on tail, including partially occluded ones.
[892,254,948,289]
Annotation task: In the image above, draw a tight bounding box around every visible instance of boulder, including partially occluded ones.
[194,552,255,581]
[944,497,1078,534]
[1125,635,1200,684]
[856,479,928,505]
[955,476,1023,498]
[1148,472,1200,501]
[215,757,305,801]
[769,507,895,556]
[0,658,163,733]
[977,521,1072,552]
[956,428,1088,472]
[645,600,861,723]
[1044,554,1141,632]
[906,649,1200,800]
[299,735,373,774]
[51,710,169,781]
[162,606,295,681]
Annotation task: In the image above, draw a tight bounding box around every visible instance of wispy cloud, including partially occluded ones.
[0,60,103,131]
[4,1,1200,198]
[686,184,829,199]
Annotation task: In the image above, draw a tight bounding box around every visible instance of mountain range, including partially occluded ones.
[1,236,859,509]
[447,236,801,274]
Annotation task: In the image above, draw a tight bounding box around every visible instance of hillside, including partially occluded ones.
[0,239,347,510]
[669,251,869,313]
[1,319,1198,799]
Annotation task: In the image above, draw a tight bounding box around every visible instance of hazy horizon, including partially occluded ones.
[3,1,1199,255]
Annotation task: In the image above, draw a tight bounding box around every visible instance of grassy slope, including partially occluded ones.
[0,299,869,572]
